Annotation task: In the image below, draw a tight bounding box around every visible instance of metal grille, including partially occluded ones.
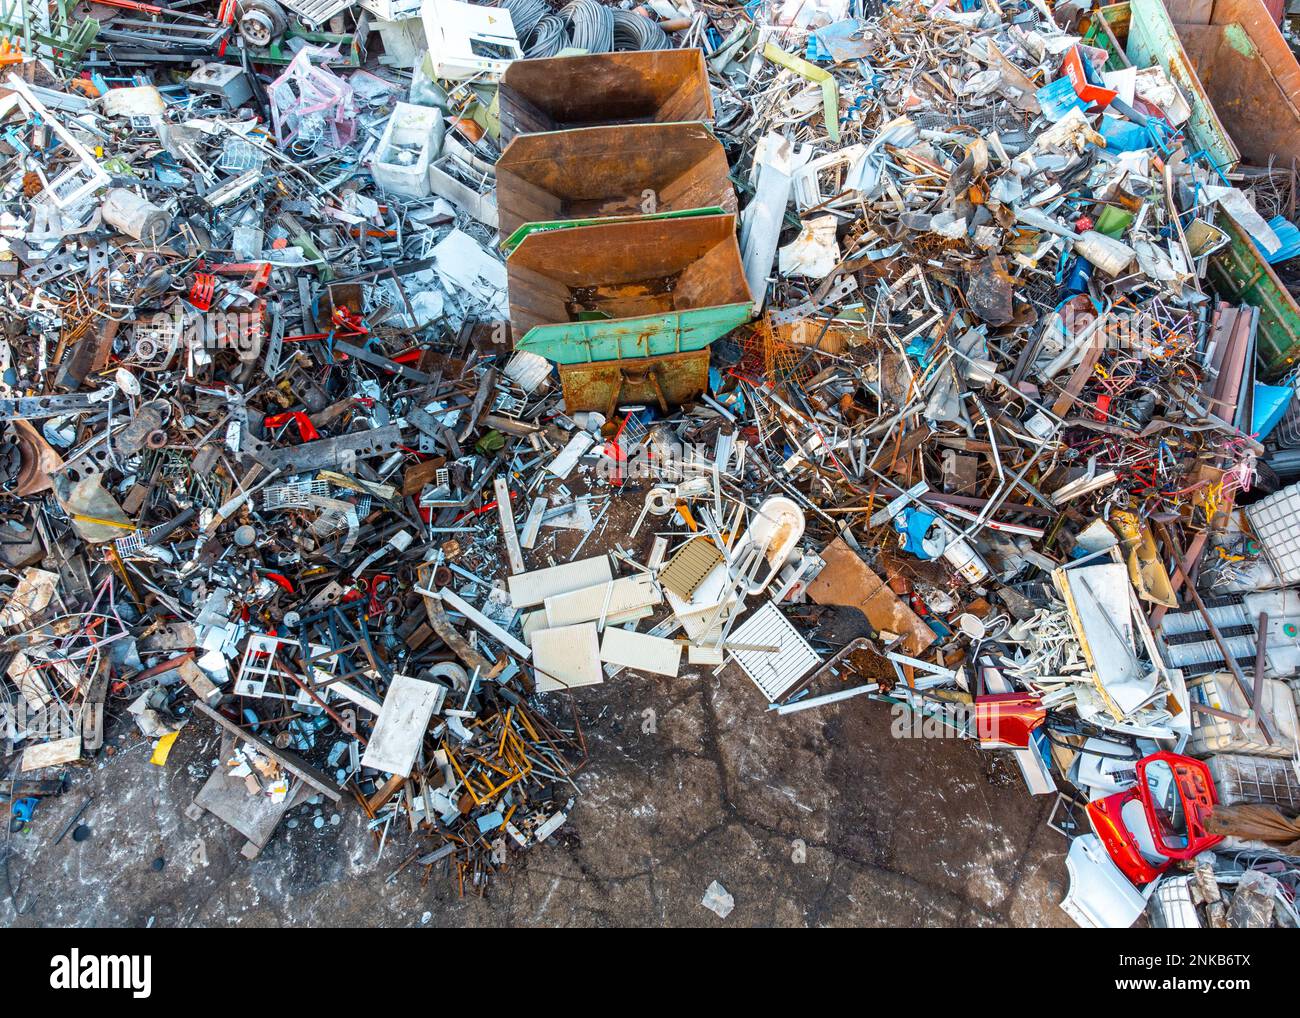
[1206,753,1300,811]
[753,314,814,386]
[218,135,266,175]
[1246,482,1300,584]
[659,536,724,600]
[728,602,821,702]
[278,0,355,26]
[1150,875,1201,929]
[262,478,332,510]
[913,103,1027,136]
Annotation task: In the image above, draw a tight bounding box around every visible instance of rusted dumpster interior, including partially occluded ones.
[497,49,714,142]
[1107,0,1240,166]
[506,212,750,342]
[495,122,736,242]
[1164,0,1300,166]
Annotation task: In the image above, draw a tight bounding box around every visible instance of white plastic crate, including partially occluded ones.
[370,101,443,199]
[1206,752,1300,811]
[1245,481,1300,585]
[1186,673,1299,758]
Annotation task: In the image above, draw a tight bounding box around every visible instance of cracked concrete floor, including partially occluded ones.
[2,656,1073,928]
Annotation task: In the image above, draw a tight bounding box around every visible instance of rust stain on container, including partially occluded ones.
[498,49,714,143]
[496,122,735,241]
[558,348,710,414]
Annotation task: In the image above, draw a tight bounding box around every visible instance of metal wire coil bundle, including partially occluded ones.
[560,0,615,52]
[498,0,673,55]
[526,13,569,56]
[611,8,672,50]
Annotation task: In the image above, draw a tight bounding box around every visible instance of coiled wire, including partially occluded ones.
[611,8,672,50]
[559,0,614,52]
[526,12,568,56]
[498,0,563,56]
[496,0,673,56]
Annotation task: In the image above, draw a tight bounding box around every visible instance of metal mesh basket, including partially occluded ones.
[1274,363,1300,448]
[1207,753,1300,811]
[217,135,266,175]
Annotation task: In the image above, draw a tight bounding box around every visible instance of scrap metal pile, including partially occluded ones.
[3,0,1300,926]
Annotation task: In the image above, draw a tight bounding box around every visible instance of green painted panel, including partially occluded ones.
[515,302,752,365]
[1126,0,1239,170]
[1208,209,1300,380]
[1081,4,1133,71]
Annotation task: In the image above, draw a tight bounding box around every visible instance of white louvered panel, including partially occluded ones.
[280,0,354,25]
[728,602,820,702]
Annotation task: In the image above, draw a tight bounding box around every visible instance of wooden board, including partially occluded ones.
[21,735,81,772]
[195,771,304,848]
[193,700,341,801]
[544,574,661,627]
[599,627,683,677]
[532,623,603,691]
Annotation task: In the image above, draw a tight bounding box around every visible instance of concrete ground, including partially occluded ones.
[2,659,1072,928]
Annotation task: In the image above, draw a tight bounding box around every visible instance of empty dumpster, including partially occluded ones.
[1163,0,1300,167]
[1082,0,1239,169]
[498,49,714,143]
[496,122,737,249]
[506,213,752,365]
